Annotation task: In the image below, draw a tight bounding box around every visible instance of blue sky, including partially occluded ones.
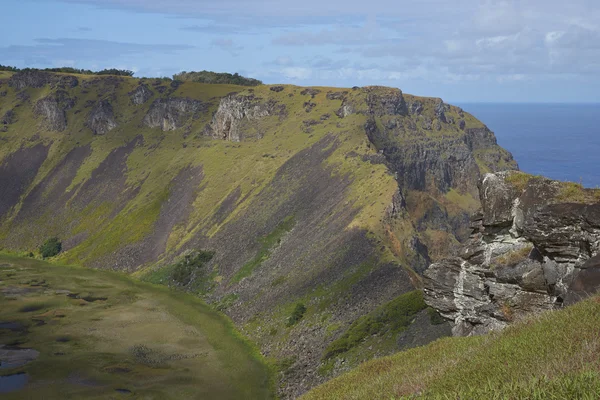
[1,0,599,102]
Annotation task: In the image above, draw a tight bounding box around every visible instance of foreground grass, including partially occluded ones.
[0,255,274,399]
[303,296,600,399]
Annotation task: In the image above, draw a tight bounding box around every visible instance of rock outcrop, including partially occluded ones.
[9,70,78,90]
[33,90,75,131]
[86,100,117,135]
[129,83,153,105]
[1,109,15,125]
[206,93,286,141]
[424,171,600,335]
[143,97,204,131]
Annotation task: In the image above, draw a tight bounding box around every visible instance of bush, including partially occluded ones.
[173,70,262,86]
[287,303,307,326]
[39,237,62,258]
[170,250,214,286]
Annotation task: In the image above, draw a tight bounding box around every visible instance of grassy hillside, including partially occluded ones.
[0,70,515,396]
[0,254,273,399]
[303,296,600,399]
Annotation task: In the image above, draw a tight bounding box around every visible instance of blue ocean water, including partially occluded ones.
[458,103,600,188]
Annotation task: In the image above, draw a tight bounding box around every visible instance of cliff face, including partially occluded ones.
[424,171,600,336]
[142,97,205,131]
[0,69,515,397]
[86,99,117,134]
[206,93,287,141]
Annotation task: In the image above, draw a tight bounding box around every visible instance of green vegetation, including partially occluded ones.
[0,255,274,399]
[170,250,214,286]
[504,171,536,192]
[232,216,296,283]
[0,64,19,72]
[323,290,426,360]
[303,296,600,400]
[173,70,262,86]
[39,237,62,258]
[0,65,135,76]
[556,181,600,203]
[287,302,307,326]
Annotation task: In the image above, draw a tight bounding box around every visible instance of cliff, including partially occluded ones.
[424,171,600,335]
[0,69,515,397]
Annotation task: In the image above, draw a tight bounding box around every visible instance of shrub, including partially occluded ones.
[39,237,62,258]
[287,303,307,326]
[173,70,262,86]
[170,250,214,286]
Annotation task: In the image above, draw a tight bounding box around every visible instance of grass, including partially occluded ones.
[493,244,533,267]
[556,182,600,203]
[0,254,274,399]
[504,171,536,192]
[302,295,600,400]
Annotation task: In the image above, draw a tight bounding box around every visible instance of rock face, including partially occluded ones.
[143,97,204,131]
[206,93,286,141]
[424,171,600,336]
[86,100,117,135]
[33,90,75,131]
[1,109,15,125]
[129,83,153,105]
[9,70,78,90]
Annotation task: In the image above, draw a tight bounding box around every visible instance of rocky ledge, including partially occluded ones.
[423,171,600,336]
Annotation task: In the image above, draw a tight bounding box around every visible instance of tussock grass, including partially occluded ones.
[303,296,600,400]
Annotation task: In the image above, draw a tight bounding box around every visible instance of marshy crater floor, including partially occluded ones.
[0,255,273,399]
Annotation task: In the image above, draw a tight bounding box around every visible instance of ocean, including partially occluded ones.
[458,103,600,188]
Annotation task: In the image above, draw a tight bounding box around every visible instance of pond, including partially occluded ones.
[0,373,29,393]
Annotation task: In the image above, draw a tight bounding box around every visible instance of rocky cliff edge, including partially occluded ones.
[424,171,600,336]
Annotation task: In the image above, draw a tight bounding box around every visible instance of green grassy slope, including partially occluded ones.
[0,70,516,395]
[303,296,600,400]
[0,254,273,399]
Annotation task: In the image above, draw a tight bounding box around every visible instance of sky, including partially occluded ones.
[1,0,599,102]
